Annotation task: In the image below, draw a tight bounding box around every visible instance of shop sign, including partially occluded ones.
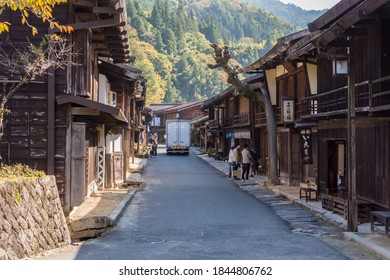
[282,97,295,123]
[226,132,234,138]
[225,131,251,139]
[300,128,313,164]
[235,131,251,139]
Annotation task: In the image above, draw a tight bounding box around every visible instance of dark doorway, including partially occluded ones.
[327,140,346,197]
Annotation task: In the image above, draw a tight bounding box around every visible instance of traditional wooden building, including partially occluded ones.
[149,103,179,143]
[201,75,265,166]
[202,0,390,217]
[290,0,390,213]
[0,0,146,213]
[245,0,390,215]
[153,101,206,143]
[251,30,316,185]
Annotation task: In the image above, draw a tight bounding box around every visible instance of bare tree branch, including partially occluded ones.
[207,43,280,185]
[0,35,77,135]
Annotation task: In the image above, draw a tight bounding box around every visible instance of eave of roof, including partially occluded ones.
[287,0,390,59]
[154,100,204,115]
[201,74,264,109]
[98,57,141,81]
[56,95,128,125]
[238,29,310,73]
[73,0,133,63]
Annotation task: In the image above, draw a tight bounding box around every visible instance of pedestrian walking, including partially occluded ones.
[241,144,252,181]
[151,132,158,157]
[249,148,258,176]
[232,144,240,179]
[227,146,234,179]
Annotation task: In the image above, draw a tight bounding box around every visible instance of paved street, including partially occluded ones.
[43,147,359,260]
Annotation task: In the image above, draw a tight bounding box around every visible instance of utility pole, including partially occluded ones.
[347,40,358,232]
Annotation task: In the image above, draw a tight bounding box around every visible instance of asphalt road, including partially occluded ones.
[67,147,348,260]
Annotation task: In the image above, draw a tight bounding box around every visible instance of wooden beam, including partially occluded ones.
[369,104,390,112]
[73,0,94,7]
[317,0,390,46]
[47,29,55,176]
[108,49,130,54]
[308,0,364,31]
[107,43,129,48]
[95,47,109,51]
[343,28,366,37]
[71,107,100,116]
[101,29,127,36]
[327,40,352,48]
[113,59,130,64]
[93,7,123,14]
[70,15,125,30]
[347,44,358,232]
[93,37,128,44]
[282,61,296,72]
[289,0,390,57]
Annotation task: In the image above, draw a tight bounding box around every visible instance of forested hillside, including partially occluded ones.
[126,0,316,104]
[237,0,325,29]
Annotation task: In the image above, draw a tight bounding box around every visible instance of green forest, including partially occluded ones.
[126,0,322,104]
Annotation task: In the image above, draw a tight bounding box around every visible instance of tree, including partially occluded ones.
[0,35,75,136]
[0,0,71,35]
[208,43,280,185]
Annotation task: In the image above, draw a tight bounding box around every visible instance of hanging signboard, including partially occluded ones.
[225,131,250,139]
[281,97,295,123]
[226,132,235,139]
[300,128,313,164]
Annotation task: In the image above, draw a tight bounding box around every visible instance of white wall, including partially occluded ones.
[307,63,318,95]
[98,74,109,104]
[106,134,122,153]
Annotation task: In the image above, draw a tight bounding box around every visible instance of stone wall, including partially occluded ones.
[0,176,71,259]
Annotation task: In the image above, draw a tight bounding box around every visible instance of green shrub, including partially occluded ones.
[206,147,216,156]
[0,163,45,180]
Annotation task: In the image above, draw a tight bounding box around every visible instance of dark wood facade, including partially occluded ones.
[0,1,146,213]
[249,0,390,212]
[201,76,266,169]
[203,0,390,214]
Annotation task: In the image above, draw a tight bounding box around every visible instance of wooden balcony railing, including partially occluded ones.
[302,86,348,118]
[301,74,390,119]
[255,112,266,126]
[254,107,282,126]
[212,75,390,128]
[224,112,250,127]
[209,119,220,129]
[371,75,390,111]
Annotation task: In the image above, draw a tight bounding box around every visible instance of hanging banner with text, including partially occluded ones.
[300,128,313,164]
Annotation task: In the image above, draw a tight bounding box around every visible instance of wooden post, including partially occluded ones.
[47,29,55,175]
[347,43,358,232]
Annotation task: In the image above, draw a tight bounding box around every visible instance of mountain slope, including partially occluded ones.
[237,0,325,29]
[126,0,316,104]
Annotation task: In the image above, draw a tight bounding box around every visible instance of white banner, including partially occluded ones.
[1,260,388,280]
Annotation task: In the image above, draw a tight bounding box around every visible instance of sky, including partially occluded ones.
[279,0,341,10]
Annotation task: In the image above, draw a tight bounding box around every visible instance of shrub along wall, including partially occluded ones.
[0,176,71,259]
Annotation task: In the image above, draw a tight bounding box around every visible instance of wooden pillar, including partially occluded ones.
[47,29,56,175]
[347,45,358,232]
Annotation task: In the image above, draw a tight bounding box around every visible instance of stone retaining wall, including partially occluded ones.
[0,176,71,259]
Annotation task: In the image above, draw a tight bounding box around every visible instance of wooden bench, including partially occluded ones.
[322,195,371,222]
[299,184,317,202]
[371,211,390,237]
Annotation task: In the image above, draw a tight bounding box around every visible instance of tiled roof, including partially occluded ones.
[149,104,178,112]
[154,100,204,115]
